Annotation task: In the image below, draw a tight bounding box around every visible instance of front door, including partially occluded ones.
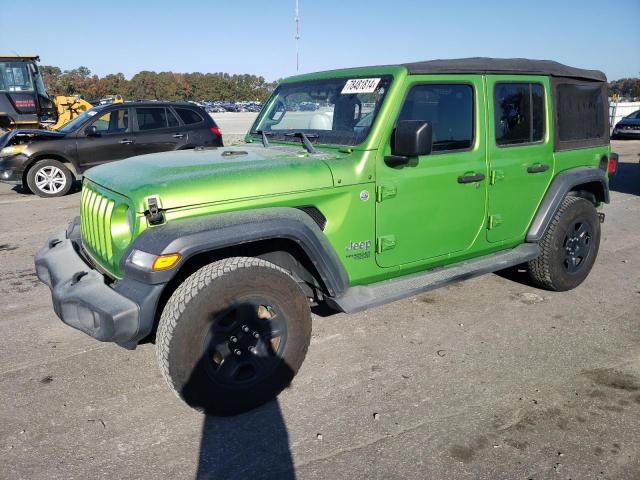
[376,76,487,268]
[485,76,554,243]
[133,107,187,155]
[76,107,134,169]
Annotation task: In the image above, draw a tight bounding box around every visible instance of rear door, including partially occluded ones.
[173,106,214,146]
[486,76,554,243]
[133,106,187,155]
[76,107,134,169]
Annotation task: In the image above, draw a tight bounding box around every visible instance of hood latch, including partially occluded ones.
[145,196,164,225]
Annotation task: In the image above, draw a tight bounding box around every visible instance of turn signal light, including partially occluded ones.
[152,253,181,271]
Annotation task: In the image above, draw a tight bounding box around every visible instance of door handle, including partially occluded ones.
[119,139,134,145]
[172,133,185,139]
[457,173,485,184]
[527,163,550,174]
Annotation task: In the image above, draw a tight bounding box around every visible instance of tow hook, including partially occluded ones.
[598,212,605,223]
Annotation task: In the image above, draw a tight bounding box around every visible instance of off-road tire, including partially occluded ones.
[528,196,600,291]
[26,159,73,197]
[156,257,312,415]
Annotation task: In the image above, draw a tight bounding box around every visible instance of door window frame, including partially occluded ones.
[492,81,546,149]
[392,81,477,156]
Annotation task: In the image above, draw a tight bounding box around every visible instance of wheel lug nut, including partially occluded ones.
[230,336,238,343]
[234,349,242,356]
[242,325,249,332]
[250,347,257,354]
[253,331,260,338]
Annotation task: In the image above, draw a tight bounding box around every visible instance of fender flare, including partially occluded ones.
[526,167,609,242]
[25,151,81,178]
[120,207,350,297]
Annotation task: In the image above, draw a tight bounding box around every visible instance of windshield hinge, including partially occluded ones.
[145,196,164,225]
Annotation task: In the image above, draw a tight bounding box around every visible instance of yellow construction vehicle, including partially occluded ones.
[0,55,122,131]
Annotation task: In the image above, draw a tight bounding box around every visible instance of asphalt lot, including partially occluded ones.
[0,140,639,479]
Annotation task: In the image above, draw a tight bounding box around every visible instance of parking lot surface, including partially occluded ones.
[1,141,639,479]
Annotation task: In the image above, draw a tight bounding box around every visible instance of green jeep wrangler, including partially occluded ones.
[35,58,618,415]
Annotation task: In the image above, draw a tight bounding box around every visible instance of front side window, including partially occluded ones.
[494,83,545,146]
[136,107,177,131]
[397,84,474,152]
[92,109,129,134]
[252,76,392,146]
[0,62,34,92]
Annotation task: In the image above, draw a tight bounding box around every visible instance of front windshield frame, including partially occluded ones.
[250,75,393,148]
[57,107,103,133]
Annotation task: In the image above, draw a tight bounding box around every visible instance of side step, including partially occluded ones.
[327,244,540,313]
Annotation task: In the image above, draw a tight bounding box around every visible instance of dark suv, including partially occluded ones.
[0,101,223,197]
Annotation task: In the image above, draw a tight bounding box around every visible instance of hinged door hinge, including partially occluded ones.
[376,235,396,254]
[489,169,504,185]
[376,184,397,203]
[488,214,503,230]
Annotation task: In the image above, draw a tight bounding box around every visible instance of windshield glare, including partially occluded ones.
[252,76,392,146]
[57,108,101,133]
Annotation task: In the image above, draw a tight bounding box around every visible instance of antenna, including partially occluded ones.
[295,0,300,72]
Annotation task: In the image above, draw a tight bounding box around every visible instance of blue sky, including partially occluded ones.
[1,0,638,81]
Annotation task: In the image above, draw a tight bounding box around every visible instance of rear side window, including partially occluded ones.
[556,83,606,141]
[397,84,474,152]
[494,83,545,146]
[136,107,178,131]
[175,108,204,125]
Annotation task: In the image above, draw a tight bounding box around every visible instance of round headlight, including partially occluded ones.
[111,205,133,249]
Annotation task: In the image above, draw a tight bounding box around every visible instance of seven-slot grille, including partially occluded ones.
[80,183,116,268]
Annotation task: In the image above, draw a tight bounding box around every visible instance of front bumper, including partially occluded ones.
[34,218,164,349]
[613,128,640,139]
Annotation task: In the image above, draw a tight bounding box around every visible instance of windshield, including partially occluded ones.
[57,108,102,133]
[0,62,34,92]
[251,76,392,146]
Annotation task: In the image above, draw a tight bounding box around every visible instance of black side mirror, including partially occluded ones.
[393,120,432,157]
[84,125,99,137]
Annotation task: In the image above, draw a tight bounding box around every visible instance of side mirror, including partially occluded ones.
[392,120,432,157]
[84,125,99,137]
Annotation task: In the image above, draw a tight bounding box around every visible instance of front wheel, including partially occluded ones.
[156,257,312,415]
[26,159,73,197]
[528,196,601,291]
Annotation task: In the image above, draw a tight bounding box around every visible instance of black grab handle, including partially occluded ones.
[457,173,485,184]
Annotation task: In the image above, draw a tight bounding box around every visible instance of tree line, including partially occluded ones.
[40,66,278,103]
[40,66,640,103]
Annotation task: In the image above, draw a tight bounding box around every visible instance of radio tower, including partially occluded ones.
[295,0,300,72]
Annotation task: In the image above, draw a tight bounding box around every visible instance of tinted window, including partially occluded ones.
[556,83,606,141]
[167,108,179,127]
[397,84,473,152]
[91,108,129,134]
[494,83,545,146]
[136,107,177,131]
[175,108,203,125]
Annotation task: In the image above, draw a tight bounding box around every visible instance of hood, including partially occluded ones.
[617,118,640,127]
[86,145,337,212]
[0,128,65,148]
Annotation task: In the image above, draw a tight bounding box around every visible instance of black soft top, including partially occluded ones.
[402,57,606,82]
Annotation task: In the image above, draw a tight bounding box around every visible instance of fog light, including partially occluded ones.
[1,169,12,179]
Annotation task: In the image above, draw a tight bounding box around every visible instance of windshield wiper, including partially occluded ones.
[250,130,273,148]
[284,132,318,154]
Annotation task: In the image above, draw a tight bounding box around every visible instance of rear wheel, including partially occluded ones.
[528,196,600,291]
[26,159,73,197]
[156,257,312,415]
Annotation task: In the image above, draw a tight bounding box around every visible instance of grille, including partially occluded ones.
[80,183,116,268]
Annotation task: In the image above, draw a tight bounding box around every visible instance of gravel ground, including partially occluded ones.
[0,141,639,480]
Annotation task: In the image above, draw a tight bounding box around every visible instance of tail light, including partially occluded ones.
[211,127,221,136]
[608,153,618,176]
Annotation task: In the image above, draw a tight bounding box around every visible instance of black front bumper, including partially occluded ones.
[0,154,26,184]
[34,218,164,349]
